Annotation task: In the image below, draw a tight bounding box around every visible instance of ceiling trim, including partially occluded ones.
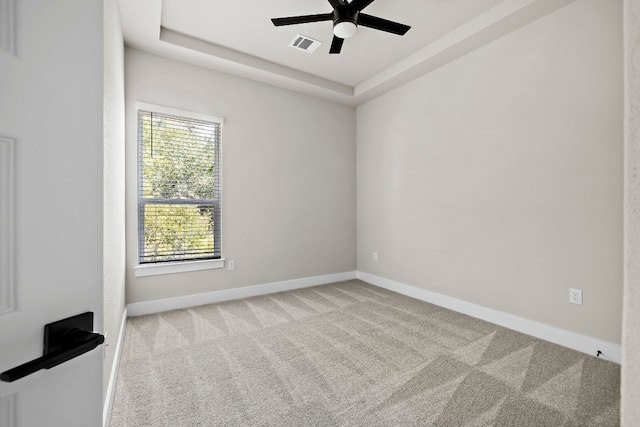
[121,0,577,107]
[354,0,577,104]
[160,27,354,99]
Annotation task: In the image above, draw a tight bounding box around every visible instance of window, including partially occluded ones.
[137,104,222,267]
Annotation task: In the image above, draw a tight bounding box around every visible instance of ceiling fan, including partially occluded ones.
[271,0,411,54]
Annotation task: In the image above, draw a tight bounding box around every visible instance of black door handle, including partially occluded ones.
[1,312,104,383]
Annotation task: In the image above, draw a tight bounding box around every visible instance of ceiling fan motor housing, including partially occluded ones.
[333,5,358,38]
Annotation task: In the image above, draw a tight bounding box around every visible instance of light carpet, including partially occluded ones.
[109,280,620,426]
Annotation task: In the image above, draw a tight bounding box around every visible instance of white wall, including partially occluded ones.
[357,0,623,344]
[622,0,640,423]
[103,0,126,405]
[124,48,356,304]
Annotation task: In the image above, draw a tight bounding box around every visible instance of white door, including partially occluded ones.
[0,1,104,426]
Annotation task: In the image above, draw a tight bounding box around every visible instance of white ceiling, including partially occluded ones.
[119,0,576,106]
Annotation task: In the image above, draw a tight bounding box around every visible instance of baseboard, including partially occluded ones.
[357,271,621,364]
[127,271,358,317]
[124,270,620,362]
[103,307,128,427]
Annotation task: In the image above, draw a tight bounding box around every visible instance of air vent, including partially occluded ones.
[289,34,321,53]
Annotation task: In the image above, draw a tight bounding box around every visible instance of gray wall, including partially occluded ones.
[622,0,640,423]
[103,0,126,402]
[357,0,623,344]
[124,49,357,304]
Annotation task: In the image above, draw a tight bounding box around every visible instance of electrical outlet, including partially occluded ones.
[373,252,378,261]
[569,288,583,305]
[228,260,235,271]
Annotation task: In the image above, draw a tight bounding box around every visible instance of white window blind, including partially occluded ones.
[137,108,221,263]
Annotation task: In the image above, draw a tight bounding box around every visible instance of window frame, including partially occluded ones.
[133,102,225,277]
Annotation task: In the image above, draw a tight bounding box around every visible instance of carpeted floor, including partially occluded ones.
[109,280,620,426]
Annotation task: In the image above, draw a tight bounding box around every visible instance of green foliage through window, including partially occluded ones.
[138,109,221,263]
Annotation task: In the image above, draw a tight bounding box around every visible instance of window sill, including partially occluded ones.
[134,258,225,277]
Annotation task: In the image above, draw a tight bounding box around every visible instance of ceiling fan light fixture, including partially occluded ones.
[333,21,357,39]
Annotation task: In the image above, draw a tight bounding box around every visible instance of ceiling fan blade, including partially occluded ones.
[329,36,344,54]
[358,13,410,35]
[348,0,376,12]
[328,0,347,8]
[271,13,333,27]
